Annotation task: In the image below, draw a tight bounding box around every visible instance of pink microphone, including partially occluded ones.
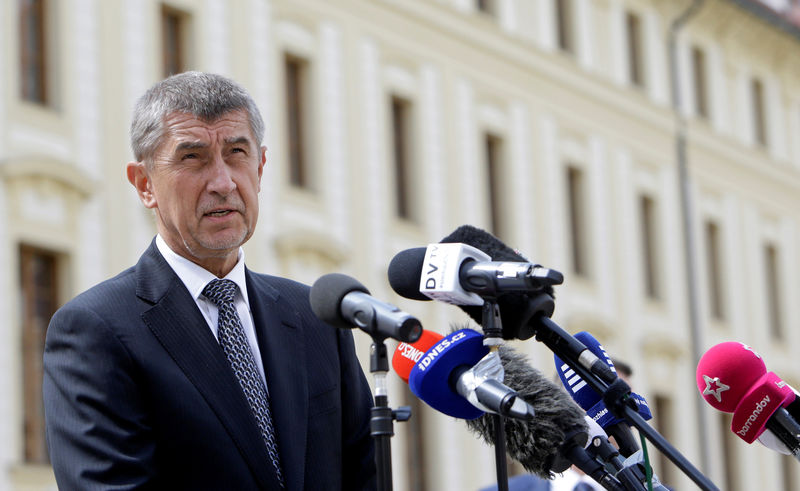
[696,342,797,447]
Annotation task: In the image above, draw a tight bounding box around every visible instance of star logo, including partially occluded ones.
[702,374,730,403]
[739,343,761,359]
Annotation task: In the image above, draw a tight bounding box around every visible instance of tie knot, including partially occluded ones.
[203,278,237,306]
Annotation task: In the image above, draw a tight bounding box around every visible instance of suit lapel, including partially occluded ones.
[246,271,308,491]
[135,242,282,490]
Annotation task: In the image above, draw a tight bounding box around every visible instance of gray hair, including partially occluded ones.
[130,71,264,163]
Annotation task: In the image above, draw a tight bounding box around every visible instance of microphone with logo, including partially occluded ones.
[395,327,535,421]
[555,331,652,458]
[696,342,800,461]
[393,328,629,489]
[388,227,563,341]
[556,332,671,490]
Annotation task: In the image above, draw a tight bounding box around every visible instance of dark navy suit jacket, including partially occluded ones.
[43,240,376,490]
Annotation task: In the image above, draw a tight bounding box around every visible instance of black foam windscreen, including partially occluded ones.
[309,273,370,329]
[387,247,430,301]
[461,329,588,477]
[441,225,555,340]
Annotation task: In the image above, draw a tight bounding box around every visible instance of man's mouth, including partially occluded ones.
[205,209,234,217]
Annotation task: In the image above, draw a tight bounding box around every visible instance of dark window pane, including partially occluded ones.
[485,134,505,239]
[764,243,783,340]
[626,12,644,88]
[692,46,708,119]
[391,96,413,221]
[19,0,48,104]
[161,5,188,77]
[285,55,311,189]
[752,78,767,146]
[566,166,589,277]
[640,194,659,299]
[20,245,59,463]
[555,0,573,54]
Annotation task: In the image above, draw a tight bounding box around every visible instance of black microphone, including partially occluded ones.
[309,273,422,343]
[388,225,561,340]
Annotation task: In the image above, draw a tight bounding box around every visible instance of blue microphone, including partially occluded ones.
[405,329,534,420]
[555,331,651,457]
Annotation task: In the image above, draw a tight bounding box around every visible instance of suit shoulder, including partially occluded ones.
[247,272,311,301]
[248,272,309,290]
[57,266,137,315]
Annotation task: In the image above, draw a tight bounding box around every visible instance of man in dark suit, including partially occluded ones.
[43,72,376,490]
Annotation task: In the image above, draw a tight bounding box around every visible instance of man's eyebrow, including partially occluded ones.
[175,141,208,152]
[224,136,252,146]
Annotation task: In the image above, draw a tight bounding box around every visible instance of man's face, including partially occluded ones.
[128,109,265,274]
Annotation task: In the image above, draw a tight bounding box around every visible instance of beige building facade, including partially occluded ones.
[2,0,800,489]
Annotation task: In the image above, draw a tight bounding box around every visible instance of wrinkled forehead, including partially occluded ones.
[162,109,257,146]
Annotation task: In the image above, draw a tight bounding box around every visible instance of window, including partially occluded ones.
[485,133,505,239]
[476,0,496,16]
[764,243,783,340]
[19,0,48,104]
[555,0,574,54]
[653,395,676,486]
[284,54,312,190]
[161,5,190,77]
[566,166,589,278]
[639,194,660,299]
[20,245,60,463]
[751,77,767,147]
[691,46,708,119]
[626,11,644,88]
[390,96,415,221]
[704,220,725,320]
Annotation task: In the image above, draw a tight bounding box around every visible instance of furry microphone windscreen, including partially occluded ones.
[464,340,588,478]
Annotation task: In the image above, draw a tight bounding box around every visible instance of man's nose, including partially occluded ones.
[206,155,236,195]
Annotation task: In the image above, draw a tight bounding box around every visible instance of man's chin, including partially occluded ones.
[192,232,249,256]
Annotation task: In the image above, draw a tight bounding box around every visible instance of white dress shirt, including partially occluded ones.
[155,234,268,388]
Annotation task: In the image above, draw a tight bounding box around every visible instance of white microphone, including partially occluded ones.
[391,243,563,307]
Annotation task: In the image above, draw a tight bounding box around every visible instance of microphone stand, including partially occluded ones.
[530,312,719,491]
[369,337,411,491]
[481,301,509,491]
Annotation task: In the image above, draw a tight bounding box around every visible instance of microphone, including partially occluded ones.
[391,329,443,383]
[469,343,609,481]
[393,328,534,420]
[388,244,562,304]
[696,342,800,459]
[309,273,422,343]
[555,331,652,457]
[393,327,590,479]
[388,225,563,340]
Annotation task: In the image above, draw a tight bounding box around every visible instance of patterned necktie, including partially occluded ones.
[203,278,284,487]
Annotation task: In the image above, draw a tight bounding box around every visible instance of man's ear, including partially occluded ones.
[127,161,157,209]
[257,145,266,192]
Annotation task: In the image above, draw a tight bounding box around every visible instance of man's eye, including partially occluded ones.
[181,153,199,160]
[231,147,245,153]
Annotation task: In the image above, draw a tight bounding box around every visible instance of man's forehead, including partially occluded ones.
[164,110,254,141]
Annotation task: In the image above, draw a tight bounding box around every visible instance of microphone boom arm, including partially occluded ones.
[533,317,720,491]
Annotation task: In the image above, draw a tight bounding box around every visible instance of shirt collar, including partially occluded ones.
[155,234,249,304]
